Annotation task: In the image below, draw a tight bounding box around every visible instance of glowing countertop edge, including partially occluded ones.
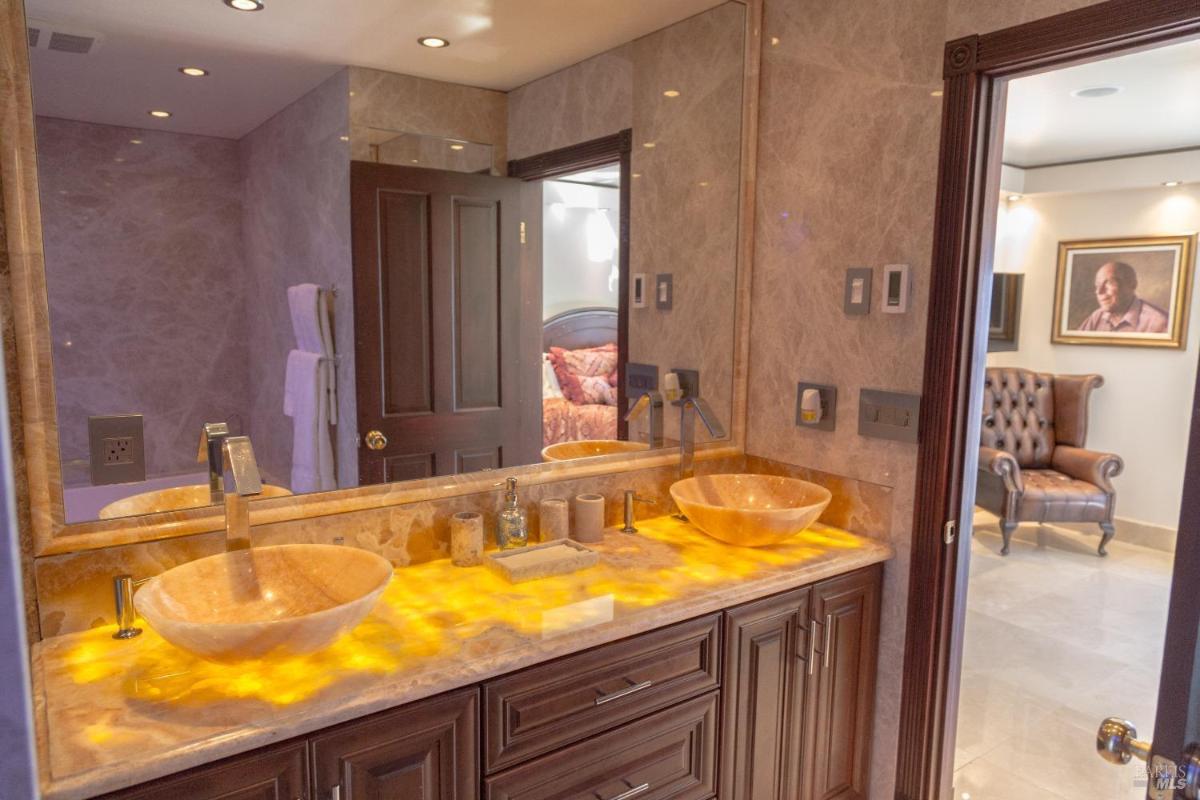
[32,516,893,800]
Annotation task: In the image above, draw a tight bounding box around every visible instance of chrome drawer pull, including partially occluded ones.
[594,679,653,705]
[605,782,650,800]
[823,612,834,670]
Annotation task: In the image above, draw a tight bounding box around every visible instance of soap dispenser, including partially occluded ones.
[496,477,529,550]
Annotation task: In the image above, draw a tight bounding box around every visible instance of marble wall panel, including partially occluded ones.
[35,118,249,484]
[348,67,507,174]
[945,0,1106,40]
[239,70,355,489]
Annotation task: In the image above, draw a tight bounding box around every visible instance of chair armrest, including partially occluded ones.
[1051,445,1123,492]
[979,446,1023,493]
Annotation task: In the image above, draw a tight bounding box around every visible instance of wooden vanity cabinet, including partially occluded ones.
[720,565,881,800]
[99,741,309,800]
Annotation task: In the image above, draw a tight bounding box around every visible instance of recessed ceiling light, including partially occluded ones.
[338,135,349,142]
[1007,194,1023,202]
[663,89,680,98]
[411,159,419,163]
[931,89,944,97]
[1164,181,1183,187]
[224,0,264,11]
[178,66,209,77]
[449,143,465,151]
[643,142,656,149]
[632,173,642,178]
[147,110,172,119]
[418,36,449,48]
[129,138,143,145]
[1071,85,1121,99]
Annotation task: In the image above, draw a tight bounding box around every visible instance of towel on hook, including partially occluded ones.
[284,349,336,493]
[287,283,338,425]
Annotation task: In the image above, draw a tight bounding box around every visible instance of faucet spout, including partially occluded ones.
[624,390,665,448]
[197,422,230,505]
[678,396,726,484]
[221,436,262,551]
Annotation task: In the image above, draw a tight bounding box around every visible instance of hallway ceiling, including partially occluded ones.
[1003,38,1200,168]
[24,0,726,139]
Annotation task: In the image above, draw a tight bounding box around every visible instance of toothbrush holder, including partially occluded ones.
[574,493,605,543]
[450,511,484,567]
[539,498,570,541]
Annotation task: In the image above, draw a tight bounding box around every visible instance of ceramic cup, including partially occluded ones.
[539,498,570,541]
[574,493,605,543]
[450,511,484,566]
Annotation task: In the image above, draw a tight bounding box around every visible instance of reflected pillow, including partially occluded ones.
[542,354,565,400]
[548,343,618,405]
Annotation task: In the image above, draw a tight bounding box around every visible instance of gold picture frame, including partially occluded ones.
[1051,234,1196,349]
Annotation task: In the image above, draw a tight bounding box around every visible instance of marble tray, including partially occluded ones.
[485,539,599,583]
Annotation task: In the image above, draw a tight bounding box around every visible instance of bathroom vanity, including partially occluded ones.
[31,518,890,800]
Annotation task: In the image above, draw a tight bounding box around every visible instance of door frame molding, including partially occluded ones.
[508,130,634,439]
[894,2,1200,798]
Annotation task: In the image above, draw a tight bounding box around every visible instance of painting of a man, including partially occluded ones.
[1077,261,1169,333]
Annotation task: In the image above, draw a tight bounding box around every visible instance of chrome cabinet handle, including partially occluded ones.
[808,619,821,675]
[330,785,341,800]
[594,679,653,705]
[823,612,834,670]
[364,430,387,451]
[605,783,650,800]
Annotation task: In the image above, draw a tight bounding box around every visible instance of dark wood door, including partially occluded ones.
[101,742,308,800]
[311,688,479,800]
[351,161,541,484]
[804,566,882,800]
[721,586,812,800]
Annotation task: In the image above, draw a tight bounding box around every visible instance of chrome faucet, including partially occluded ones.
[679,396,726,482]
[220,435,263,551]
[197,421,231,504]
[624,390,664,448]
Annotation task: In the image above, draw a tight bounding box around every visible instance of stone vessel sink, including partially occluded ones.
[134,544,393,662]
[99,483,293,519]
[670,474,832,547]
[542,439,649,461]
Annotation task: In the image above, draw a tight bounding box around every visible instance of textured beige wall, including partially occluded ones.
[745,0,1108,796]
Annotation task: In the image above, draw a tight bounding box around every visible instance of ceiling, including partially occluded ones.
[25,0,728,139]
[1003,37,1200,168]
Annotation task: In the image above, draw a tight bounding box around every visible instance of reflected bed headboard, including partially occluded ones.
[543,307,618,350]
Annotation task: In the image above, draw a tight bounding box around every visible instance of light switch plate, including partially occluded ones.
[795,383,837,431]
[626,362,659,393]
[882,263,911,314]
[844,268,872,315]
[88,414,146,485]
[858,389,920,443]
[655,273,673,310]
[632,273,648,309]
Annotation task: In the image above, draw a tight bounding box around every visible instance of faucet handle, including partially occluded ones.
[222,436,262,497]
[197,422,230,462]
[624,394,650,422]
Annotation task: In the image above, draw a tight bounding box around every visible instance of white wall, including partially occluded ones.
[542,180,620,320]
[989,184,1200,528]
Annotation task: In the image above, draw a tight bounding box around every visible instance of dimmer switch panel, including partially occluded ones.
[89,414,146,485]
[858,389,920,443]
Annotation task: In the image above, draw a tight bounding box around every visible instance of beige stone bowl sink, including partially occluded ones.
[99,483,292,519]
[134,544,393,662]
[542,440,650,461]
[670,474,832,547]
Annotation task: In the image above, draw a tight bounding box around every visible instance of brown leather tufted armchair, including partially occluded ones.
[977,367,1124,556]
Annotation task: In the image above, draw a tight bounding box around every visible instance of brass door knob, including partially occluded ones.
[364,430,388,451]
[1097,717,1150,765]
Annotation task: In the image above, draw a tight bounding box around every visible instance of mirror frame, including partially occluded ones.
[0,0,762,557]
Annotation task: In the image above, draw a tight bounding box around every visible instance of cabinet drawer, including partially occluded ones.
[485,691,718,800]
[484,614,720,772]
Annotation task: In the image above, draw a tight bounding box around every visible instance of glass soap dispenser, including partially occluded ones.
[496,477,529,549]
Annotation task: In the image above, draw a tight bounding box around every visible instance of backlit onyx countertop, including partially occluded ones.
[32,516,892,799]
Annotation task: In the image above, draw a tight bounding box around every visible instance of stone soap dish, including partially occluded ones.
[485,540,599,583]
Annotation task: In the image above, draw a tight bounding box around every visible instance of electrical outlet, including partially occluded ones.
[103,436,135,465]
[89,414,146,485]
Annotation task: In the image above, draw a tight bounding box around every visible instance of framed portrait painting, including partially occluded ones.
[1052,234,1196,349]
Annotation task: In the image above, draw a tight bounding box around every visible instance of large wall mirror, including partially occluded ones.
[15,0,757,539]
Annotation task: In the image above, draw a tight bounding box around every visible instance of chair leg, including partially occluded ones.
[1098,521,1116,557]
[1000,520,1016,556]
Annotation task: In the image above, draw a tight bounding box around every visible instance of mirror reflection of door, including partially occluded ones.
[350,162,542,483]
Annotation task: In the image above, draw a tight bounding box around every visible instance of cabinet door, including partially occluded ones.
[804,566,882,800]
[311,688,478,800]
[101,742,308,800]
[720,586,811,800]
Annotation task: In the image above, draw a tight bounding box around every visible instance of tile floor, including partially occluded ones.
[951,513,1174,799]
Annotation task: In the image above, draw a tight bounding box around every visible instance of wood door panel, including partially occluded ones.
[484,614,720,773]
[456,447,499,473]
[312,687,478,800]
[484,691,718,800]
[100,742,307,800]
[721,587,811,800]
[453,197,501,410]
[352,161,538,482]
[806,566,881,800]
[384,452,435,482]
